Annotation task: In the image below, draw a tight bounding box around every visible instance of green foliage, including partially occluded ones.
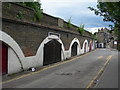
[67,17,72,29]
[4,3,11,9]
[19,2,43,21]
[88,2,120,24]
[16,11,24,19]
[117,44,120,51]
[88,2,120,50]
[77,24,85,35]
[93,34,97,40]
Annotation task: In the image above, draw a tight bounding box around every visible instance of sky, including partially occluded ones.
[40,0,113,34]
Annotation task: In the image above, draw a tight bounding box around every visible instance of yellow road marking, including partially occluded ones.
[97,56,103,59]
[86,55,113,88]
[0,49,97,85]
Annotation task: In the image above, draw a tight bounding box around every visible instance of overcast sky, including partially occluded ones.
[41,0,113,34]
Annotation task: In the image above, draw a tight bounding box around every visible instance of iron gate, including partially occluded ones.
[43,39,61,66]
[71,42,78,57]
[84,43,87,53]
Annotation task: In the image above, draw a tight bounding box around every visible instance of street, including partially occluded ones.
[94,49,118,88]
[2,49,118,88]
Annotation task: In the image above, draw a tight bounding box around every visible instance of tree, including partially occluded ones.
[88,2,120,24]
[19,2,43,21]
[88,2,120,50]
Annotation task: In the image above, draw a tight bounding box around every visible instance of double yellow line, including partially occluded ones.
[86,55,113,88]
[0,49,96,85]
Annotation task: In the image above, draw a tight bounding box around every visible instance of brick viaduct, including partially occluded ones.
[1,2,95,75]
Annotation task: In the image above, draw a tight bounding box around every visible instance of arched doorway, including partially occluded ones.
[89,42,92,51]
[0,42,8,75]
[71,42,78,57]
[84,43,87,53]
[43,39,61,65]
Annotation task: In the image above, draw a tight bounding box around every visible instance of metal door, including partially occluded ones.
[43,40,61,65]
[1,43,8,75]
[71,42,78,57]
[84,43,87,53]
[89,43,92,51]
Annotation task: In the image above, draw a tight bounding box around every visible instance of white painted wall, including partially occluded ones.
[22,35,66,69]
[1,30,95,74]
[92,40,95,50]
[8,48,22,74]
[68,38,81,58]
[0,31,24,74]
[82,40,89,53]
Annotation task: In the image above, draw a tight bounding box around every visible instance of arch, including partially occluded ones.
[89,40,93,51]
[92,40,95,50]
[82,40,89,53]
[71,42,78,57]
[69,38,81,57]
[0,31,24,74]
[1,42,8,74]
[43,39,61,65]
[36,35,65,66]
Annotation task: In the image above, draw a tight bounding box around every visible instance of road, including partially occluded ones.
[2,49,118,88]
[94,49,118,88]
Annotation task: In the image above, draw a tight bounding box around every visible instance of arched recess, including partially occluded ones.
[0,42,8,75]
[92,40,95,50]
[82,40,89,53]
[71,42,78,56]
[43,39,61,65]
[89,40,93,51]
[69,38,81,57]
[0,31,24,74]
[36,34,65,66]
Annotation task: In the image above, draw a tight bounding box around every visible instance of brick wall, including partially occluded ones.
[2,2,94,57]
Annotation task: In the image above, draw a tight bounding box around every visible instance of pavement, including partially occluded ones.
[1,49,118,88]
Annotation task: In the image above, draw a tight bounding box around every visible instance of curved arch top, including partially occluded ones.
[0,31,24,67]
[36,35,66,66]
[82,39,89,53]
[69,38,81,56]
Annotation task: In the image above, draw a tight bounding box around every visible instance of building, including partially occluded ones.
[95,28,110,48]
[95,27,117,49]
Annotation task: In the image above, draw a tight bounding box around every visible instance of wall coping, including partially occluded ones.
[3,2,93,38]
[2,17,94,39]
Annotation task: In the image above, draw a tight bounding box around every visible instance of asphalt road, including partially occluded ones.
[94,49,118,88]
[2,49,118,88]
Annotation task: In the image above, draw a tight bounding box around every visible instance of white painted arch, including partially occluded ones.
[92,40,95,50]
[0,31,66,71]
[0,31,25,60]
[82,39,89,53]
[0,30,94,74]
[35,35,66,66]
[68,38,81,57]
[0,30,24,73]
